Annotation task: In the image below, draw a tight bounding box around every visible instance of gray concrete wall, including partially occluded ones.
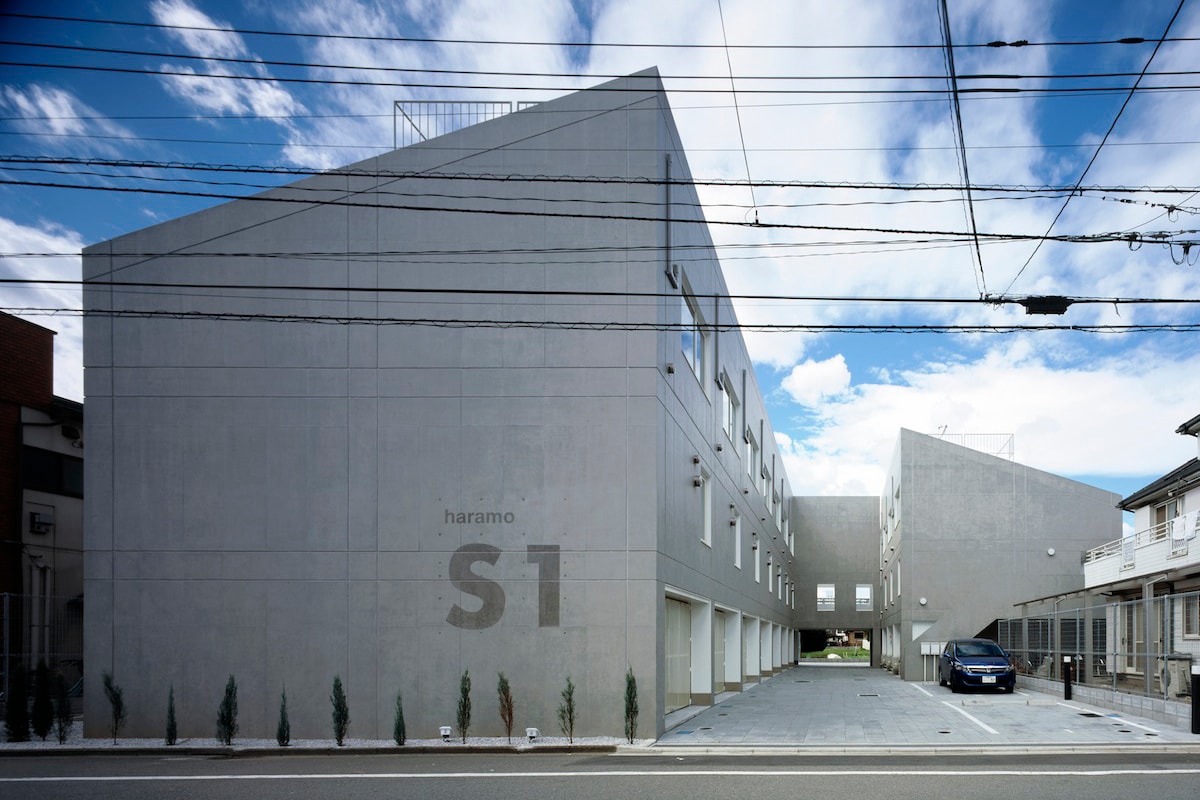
[881,429,1122,681]
[791,496,878,635]
[82,69,796,741]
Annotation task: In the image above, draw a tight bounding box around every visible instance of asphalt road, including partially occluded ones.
[3,752,1200,800]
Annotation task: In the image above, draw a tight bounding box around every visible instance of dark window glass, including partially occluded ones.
[22,446,84,498]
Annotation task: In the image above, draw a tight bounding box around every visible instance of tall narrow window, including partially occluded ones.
[767,555,773,593]
[817,584,836,612]
[856,584,872,610]
[699,470,712,547]
[733,514,742,569]
[754,537,761,582]
[722,376,740,444]
[681,292,705,384]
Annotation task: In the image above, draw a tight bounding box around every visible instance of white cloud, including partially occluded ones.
[780,354,851,407]
[150,0,305,121]
[0,217,85,401]
[0,85,135,155]
[777,339,1199,496]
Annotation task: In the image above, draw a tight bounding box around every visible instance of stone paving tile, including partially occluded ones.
[656,664,1194,747]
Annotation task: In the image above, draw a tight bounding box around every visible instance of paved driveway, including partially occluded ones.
[656,664,1194,748]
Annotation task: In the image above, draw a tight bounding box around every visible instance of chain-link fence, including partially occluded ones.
[1,593,84,709]
[999,589,1199,702]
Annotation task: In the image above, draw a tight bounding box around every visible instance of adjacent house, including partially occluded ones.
[0,312,85,697]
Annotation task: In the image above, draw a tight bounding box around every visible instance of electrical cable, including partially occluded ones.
[1004,0,1189,294]
[3,11,1194,52]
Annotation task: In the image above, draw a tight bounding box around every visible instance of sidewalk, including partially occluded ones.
[653,663,1200,752]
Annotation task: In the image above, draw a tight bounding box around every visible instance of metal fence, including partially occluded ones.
[999,589,1199,702]
[1,593,84,706]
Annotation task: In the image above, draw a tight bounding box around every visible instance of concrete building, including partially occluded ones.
[0,312,85,693]
[790,497,878,652]
[877,429,1121,681]
[82,70,798,740]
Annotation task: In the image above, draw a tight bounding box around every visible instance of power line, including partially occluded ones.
[938,0,986,297]
[1005,0,1190,294]
[5,277,1200,310]
[5,175,1197,245]
[11,38,1200,85]
[9,59,1200,96]
[3,11,1192,52]
[4,155,1197,195]
[6,305,1198,333]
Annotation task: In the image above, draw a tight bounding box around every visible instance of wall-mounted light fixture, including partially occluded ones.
[693,476,703,488]
[666,363,675,374]
[440,726,452,742]
[526,727,539,741]
[919,597,927,606]
[1046,548,1056,556]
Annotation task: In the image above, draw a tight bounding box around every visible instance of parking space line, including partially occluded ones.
[941,701,1000,734]
[911,684,935,698]
[1053,704,1159,734]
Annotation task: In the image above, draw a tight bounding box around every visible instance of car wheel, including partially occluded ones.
[1004,684,1014,693]
[949,674,960,693]
[938,669,947,687]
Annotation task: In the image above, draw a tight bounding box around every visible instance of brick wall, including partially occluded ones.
[0,312,55,597]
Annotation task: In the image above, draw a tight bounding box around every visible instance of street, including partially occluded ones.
[3,751,1200,800]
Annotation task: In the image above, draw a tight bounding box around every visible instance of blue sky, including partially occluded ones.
[2,0,1199,508]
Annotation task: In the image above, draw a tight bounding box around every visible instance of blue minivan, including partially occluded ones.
[938,638,1016,693]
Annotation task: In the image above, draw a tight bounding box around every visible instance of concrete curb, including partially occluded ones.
[0,744,621,758]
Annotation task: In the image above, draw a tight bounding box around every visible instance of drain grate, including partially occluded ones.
[1078,712,1102,718]
[858,693,879,697]
[794,680,811,683]
[938,730,952,734]
[699,727,713,731]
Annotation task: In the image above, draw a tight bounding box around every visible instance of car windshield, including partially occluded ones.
[956,642,1005,658]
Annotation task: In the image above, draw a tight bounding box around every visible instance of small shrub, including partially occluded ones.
[557,675,576,744]
[330,675,349,746]
[276,689,290,747]
[53,674,71,744]
[4,664,29,742]
[31,660,53,741]
[497,672,514,743]
[165,685,177,746]
[393,691,406,746]
[623,667,638,743]
[216,675,238,746]
[456,669,471,743]
[102,671,127,744]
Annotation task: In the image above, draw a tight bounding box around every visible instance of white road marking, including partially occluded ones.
[941,701,1000,734]
[1055,703,1159,734]
[911,683,935,698]
[4,769,1200,782]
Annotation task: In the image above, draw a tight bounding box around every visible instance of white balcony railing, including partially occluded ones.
[1084,517,1199,587]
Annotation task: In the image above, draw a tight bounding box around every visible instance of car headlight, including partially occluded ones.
[953,663,964,671]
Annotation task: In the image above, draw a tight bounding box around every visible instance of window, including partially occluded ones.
[754,536,761,582]
[22,446,83,498]
[699,470,712,547]
[746,433,759,484]
[680,292,706,384]
[767,555,773,593]
[817,584,836,612]
[733,515,742,569]
[721,376,740,444]
[1186,594,1200,638]
[856,584,873,610]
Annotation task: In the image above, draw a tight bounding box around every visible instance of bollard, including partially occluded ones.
[1192,665,1200,735]
[1063,655,1072,701]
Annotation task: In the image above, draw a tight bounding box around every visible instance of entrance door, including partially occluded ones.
[713,610,726,693]
[665,598,691,712]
